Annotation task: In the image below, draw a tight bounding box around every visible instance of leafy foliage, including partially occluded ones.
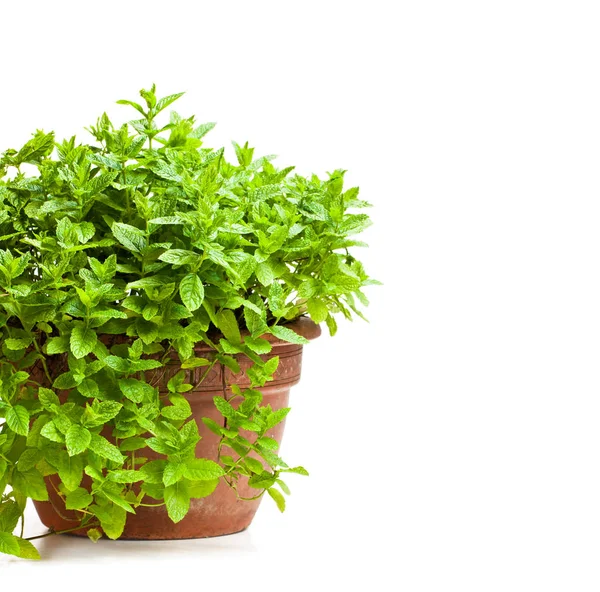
[0,85,376,559]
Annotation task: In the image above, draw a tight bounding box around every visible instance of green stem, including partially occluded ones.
[32,339,52,384]
[26,521,100,542]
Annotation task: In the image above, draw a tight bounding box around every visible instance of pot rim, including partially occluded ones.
[93,316,321,351]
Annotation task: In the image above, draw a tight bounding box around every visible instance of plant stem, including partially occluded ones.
[26,522,100,541]
[33,339,52,384]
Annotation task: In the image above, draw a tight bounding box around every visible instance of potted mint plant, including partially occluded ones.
[0,85,376,559]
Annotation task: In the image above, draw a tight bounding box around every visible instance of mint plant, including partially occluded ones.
[0,85,377,559]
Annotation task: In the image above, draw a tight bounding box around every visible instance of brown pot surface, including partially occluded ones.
[32,317,320,540]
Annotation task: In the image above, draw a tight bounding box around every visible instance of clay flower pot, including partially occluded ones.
[32,317,321,540]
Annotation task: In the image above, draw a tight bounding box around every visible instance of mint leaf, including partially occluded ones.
[0,532,20,557]
[15,537,41,560]
[5,338,31,350]
[12,468,48,501]
[267,487,286,512]
[91,503,127,540]
[163,462,186,487]
[65,487,93,510]
[159,249,200,266]
[46,335,70,354]
[65,425,91,456]
[187,478,219,499]
[88,434,126,464]
[118,378,155,404]
[216,309,241,344]
[179,273,204,311]
[38,387,60,410]
[87,528,102,543]
[244,336,271,354]
[164,482,190,523]
[182,459,225,481]
[70,325,98,359]
[307,298,329,324]
[180,357,211,369]
[6,405,29,436]
[269,325,309,345]
[111,222,146,253]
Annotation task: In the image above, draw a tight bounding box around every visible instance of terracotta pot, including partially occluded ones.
[32,317,320,540]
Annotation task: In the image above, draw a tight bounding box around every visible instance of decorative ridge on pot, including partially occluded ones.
[0,85,378,559]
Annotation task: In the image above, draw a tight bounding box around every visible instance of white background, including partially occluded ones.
[1,0,600,589]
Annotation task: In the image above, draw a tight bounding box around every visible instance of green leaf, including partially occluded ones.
[146,437,177,455]
[181,357,211,369]
[202,417,224,436]
[12,468,48,501]
[155,92,185,114]
[179,273,204,311]
[77,378,100,399]
[159,249,200,266]
[266,407,290,430]
[118,436,147,452]
[0,532,20,557]
[117,98,146,114]
[65,487,93,510]
[276,478,291,495]
[88,434,126,464]
[216,309,241,344]
[111,222,147,253]
[182,458,225,481]
[307,298,329,324]
[104,356,131,373]
[53,371,82,390]
[164,482,190,523]
[15,537,41,560]
[256,261,275,286]
[106,470,144,483]
[187,478,219,499]
[65,425,92,456]
[244,336,271,354]
[139,460,167,484]
[0,502,21,532]
[41,421,64,443]
[244,457,264,474]
[70,325,98,359]
[91,503,127,540]
[248,471,277,489]
[38,387,60,410]
[6,406,29,436]
[269,325,309,345]
[190,122,216,139]
[163,461,186,487]
[135,318,158,344]
[256,436,279,450]
[14,130,55,165]
[45,335,70,354]
[267,487,286,512]
[53,452,84,490]
[5,338,31,350]
[87,528,102,543]
[162,394,192,420]
[213,396,236,419]
[281,466,309,476]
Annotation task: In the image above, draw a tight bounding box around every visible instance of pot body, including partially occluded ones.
[32,318,320,540]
